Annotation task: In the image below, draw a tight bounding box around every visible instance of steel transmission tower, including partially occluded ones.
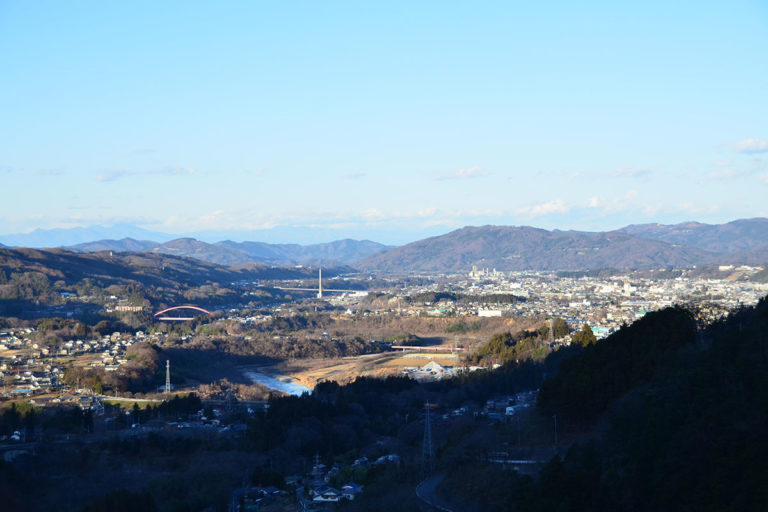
[165,360,171,394]
[422,402,434,474]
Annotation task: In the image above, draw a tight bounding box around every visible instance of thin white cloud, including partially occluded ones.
[434,166,489,181]
[96,170,129,182]
[147,206,520,233]
[641,203,663,216]
[516,199,569,217]
[708,169,748,180]
[734,138,768,154]
[343,172,366,180]
[598,190,640,214]
[149,166,196,176]
[35,169,63,176]
[533,167,652,183]
[96,166,197,182]
[759,173,768,185]
[362,207,440,221]
[611,167,652,179]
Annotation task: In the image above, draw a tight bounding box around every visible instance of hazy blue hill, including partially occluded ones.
[148,238,393,266]
[222,238,392,265]
[721,243,768,266]
[68,237,160,253]
[62,236,391,267]
[9,218,768,270]
[152,238,255,266]
[0,224,171,247]
[358,225,717,272]
[288,238,393,264]
[619,217,768,253]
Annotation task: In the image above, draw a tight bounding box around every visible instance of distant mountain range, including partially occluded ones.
[0,224,171,247]
[3,218,768,272]
[0,223,436,247]
[359,219,768,272]
[66,237,393,267]
[68,238,160,253]
[617,218,768,253]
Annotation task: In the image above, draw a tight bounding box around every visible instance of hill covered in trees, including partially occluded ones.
[66,237,391,266]
[358,222,768,272]
[0,247,351,319]
[0,247,343,290]
[440,298,768,511]
[358,225,717,272]
[619,217,768,253]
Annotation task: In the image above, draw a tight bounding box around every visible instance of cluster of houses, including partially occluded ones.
[306,454,399,507]
[0,328,172,399]
[481,390,538,422]
[1,359,62,397]
[1,329,65,398]
[229,485,290,511]
[227,453,400,511]
[28,392,103,413]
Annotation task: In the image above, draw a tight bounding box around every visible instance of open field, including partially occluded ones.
[254,348,464,389]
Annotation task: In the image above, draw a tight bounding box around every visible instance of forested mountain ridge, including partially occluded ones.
[66,237,391,266]
[619,217,768,253]
[18,217,768,271]
[359,222,768,272]
[439,297,768,511]
[359,225,720,272]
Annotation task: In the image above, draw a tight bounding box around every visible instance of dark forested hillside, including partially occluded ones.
[447,298,768,511]
[538,306,697,419]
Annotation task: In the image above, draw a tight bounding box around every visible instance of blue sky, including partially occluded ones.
[1,1,767,244]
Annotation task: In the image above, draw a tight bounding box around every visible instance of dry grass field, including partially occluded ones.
[257,346,465,389]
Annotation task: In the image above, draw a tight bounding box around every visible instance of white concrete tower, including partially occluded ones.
[317,268,323,299]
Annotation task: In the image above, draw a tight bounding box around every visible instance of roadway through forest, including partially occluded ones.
[416,473,454,512]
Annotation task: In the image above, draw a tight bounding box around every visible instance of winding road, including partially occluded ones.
[416,473,454,512]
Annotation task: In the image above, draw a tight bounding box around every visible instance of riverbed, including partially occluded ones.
[243,369,312,396]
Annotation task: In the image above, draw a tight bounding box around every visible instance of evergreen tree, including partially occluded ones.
[572,323,597,346]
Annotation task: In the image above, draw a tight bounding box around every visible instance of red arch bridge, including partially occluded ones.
[153,305,212,322]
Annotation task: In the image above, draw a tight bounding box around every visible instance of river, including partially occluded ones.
[243,369,312,396]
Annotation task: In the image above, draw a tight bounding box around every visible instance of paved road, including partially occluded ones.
[416,473,454,512]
